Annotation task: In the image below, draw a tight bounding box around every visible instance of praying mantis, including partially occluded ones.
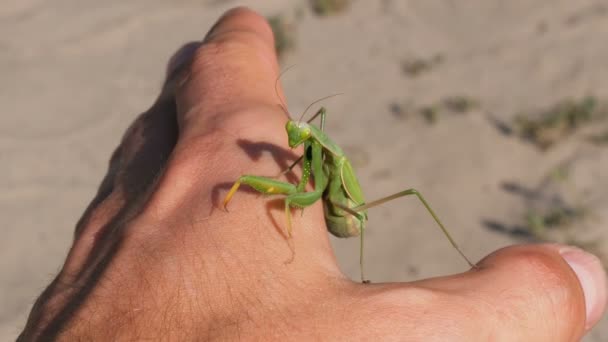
[222,95,476,283]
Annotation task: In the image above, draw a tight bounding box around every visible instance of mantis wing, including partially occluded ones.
[340,159,366,207]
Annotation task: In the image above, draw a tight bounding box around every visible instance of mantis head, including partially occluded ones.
[285,120,311,148]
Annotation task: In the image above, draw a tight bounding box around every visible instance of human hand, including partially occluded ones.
[19,7,606,341]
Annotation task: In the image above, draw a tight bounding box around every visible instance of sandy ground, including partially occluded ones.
[2,0,608,340]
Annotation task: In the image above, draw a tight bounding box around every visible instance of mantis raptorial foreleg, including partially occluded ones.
[222,175,310,237]
[223,176,297,207]
[339,189,477,270]
[224,140,328,238]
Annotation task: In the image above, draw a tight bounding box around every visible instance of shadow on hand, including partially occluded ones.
[17,42,193,341]
[236,138,301,184]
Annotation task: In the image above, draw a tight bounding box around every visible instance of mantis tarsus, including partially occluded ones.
[223,100,476,283]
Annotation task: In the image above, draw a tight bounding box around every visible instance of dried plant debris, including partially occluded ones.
[310,0,351,16]
[588,130,608,145]
[536,21,548,34]
[483,204,590,243]
[487,116,514,135]
[268,14,296,59]
[524,206,587,240]
[390,95,479,124]
[520,202,604,262]
[389,102,407,119]
[484,163,606,266]
[419,105,440,124]
[513,96,606,149]
[483,203,589,243]
[443,96,479,113]
[565,3,608,27]
[401,54,443,77]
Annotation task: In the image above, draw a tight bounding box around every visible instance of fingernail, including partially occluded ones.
[560,246,608,330]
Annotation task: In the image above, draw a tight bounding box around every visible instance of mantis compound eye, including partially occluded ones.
[299,126,311,140]
[286,121,310,148]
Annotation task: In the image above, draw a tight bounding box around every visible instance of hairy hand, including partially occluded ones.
[20,7,606,341]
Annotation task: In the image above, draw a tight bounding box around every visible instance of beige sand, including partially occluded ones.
[2,0,607,339]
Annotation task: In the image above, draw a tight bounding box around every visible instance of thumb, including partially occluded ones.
[408,244,606,341]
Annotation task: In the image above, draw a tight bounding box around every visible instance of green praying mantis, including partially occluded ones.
[223,93,476,283]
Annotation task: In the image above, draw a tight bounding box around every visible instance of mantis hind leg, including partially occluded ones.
[326,201,369,283]
[347,188,477,269]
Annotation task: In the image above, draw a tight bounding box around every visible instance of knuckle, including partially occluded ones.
[502,248,578,295]
[479,247,585,338]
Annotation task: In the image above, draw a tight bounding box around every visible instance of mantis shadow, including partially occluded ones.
[236,138,302,184]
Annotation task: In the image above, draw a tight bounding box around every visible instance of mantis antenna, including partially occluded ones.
[273,65,343,122]
[275,65,297,117]
[298,93,344,123]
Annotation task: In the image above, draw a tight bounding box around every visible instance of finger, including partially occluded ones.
[149,8,337,282]
[159,7,309,223]
[385,244,606,341]
[173,7,284,143]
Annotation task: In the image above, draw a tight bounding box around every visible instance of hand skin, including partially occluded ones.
[19,7,607,341]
